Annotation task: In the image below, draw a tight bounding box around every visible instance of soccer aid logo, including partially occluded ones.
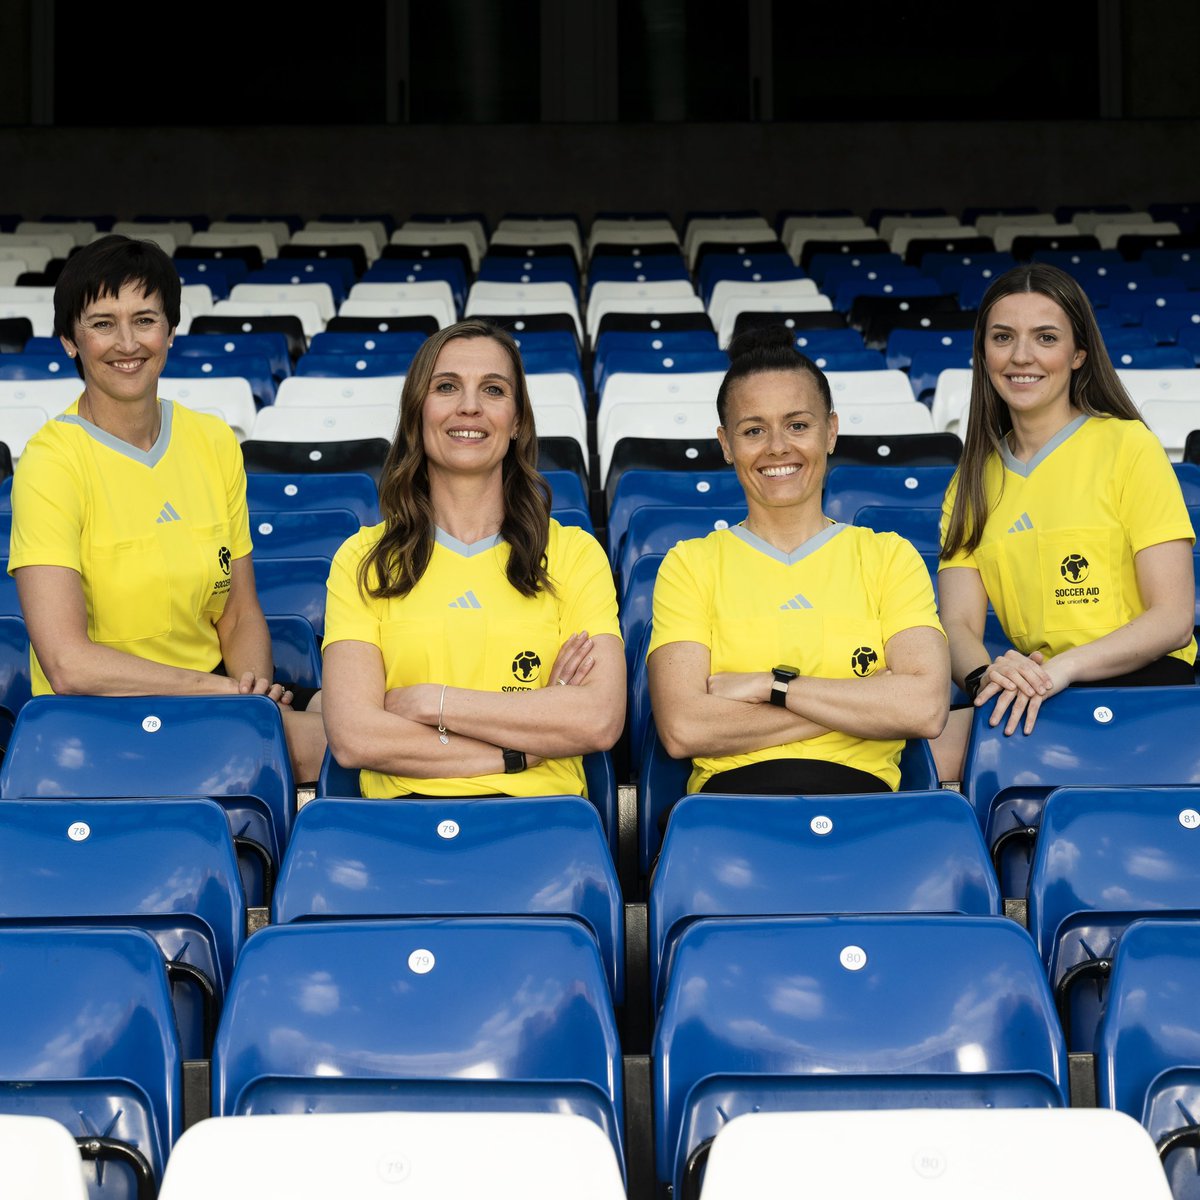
[217,546,232,576]
[1060,553,1089,583]
[850,646,879,677]
[511,650,541,683]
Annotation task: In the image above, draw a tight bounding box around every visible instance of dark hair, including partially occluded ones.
[358,319,554,600]
[942,262,1143,559]
[716,325,833,425]
[54,234,182,381]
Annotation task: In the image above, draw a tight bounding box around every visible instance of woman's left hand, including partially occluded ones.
[707,671,772,704]
[986,651,1076,736]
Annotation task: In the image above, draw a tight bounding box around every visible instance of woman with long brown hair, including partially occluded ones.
[935,263,1195,780]
[321,319,624,797]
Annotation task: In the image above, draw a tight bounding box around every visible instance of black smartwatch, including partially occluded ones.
[770,664,800,707]
[964,665,989,702]
[502,748,527,774]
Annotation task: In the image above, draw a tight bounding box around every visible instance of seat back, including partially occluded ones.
[963,687,1200,895]
[213,918,623,1166]
[655,914,1067,1197]
[249,508,359,559]
[1098,918,1200,1199]
[158,1111,625,1200]
[699,1109,1172,1200]
[245,470,380,525]
[649,791,1000,1010]
[0,1113,90,1200]
[1029,786,1200,1052]
[822,463,955,523]
[0,927,181,1198]
[273,796,623,1001]
[617,505,746,592]
[0,693,294,872]
[0,798,244,1058]
[252,555,332,638]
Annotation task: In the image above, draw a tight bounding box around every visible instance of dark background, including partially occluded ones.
[1,0,1196,220]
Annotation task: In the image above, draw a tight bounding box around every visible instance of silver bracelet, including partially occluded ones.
[437,684,449,745]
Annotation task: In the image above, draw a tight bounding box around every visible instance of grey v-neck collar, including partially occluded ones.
[729,520,847,565]
[1000,414,1088,478]
[435,527,503,557]
[58,398,174,467]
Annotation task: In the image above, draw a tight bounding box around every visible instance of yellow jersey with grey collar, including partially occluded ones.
[648,521,943,792]
[939,414,1196,665]
[9,398,253,695]
[324,517,620,799]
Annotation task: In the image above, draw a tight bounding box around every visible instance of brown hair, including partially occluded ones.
[942,263,1143,559]
[357,319,553,599]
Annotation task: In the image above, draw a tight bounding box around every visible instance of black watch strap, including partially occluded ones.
[770,664,800,707]
[502,747,527,774]
[964,665,988,702]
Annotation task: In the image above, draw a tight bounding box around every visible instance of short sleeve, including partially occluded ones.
[1118,424,1195,554]
[214,421,252,560]
[8,433,84,573]
[550,524,621,642]
[647,540,712,654]
[937,469,978,571]
[323,529,385,650]
[878,533,945,645]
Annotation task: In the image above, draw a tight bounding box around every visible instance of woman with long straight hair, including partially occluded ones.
[322,319,624,798]
[934,263,1195,780]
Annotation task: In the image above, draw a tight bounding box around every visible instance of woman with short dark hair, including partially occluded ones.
[9,233,326,780]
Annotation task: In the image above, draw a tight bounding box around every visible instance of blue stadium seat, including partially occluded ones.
[363,260,468,310]
[822,463,955,522]
[266,613,322,691]
[0,797,244,1058]
[962,686,1200,897]
[1098,917,1200,1198]
[806,252,905,287]
[0,353,77,381]
[294,352,412,378]
[0,560,23,616]
[885,326,975,370]
[853,504,941,553]
[245,471,380,525]
[0,694,294,906]
[314,746,619,863]
[593,330,718,389]
[697,254,803,304]
[832,273,942,312]
[170,331,290,380]
[542,468,589,512]
[789,327,867,355]
[617,505,747,593]
[1108,344,1196,370]
[478,254,579,288]
[637,718,938,876]
[551,506,594,534]
[253,556,332,639]
[1135,297,1200,343]
[273,795,623,1001]
[618,552,663,683]
[588,255,690,284]
[804,349,888,372]
[655,914,1067,1199]
[0,614,30,743]
[595,350,728,399]
[0,926,181,1199]
[1028,786,1200,1054]
[307,330,426,358]
[175,258,246,299]
[161,352,277,405]
[212,918,625,1171]
[607,468,742,570]
[649,790,1000,1010]
[1174,462,1200,504]
[907,348,973,403]
[250,508,359,559]
[247,262,349,306]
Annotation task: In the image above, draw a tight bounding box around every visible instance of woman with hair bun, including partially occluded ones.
[321,319,625,798]
[935,263,1195,779]
[647,325,949,804]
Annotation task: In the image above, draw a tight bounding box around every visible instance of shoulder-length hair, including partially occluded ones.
[357,319,553,600]
[941,262,1144,559]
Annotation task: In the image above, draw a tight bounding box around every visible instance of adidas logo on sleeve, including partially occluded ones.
[1007,512,1033,533]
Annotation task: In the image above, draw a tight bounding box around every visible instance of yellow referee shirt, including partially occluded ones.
[648,522,944,791]
[939,415,1196,665]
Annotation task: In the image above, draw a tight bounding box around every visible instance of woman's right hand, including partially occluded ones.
[548,631,595,687]
[973,649,1055,709]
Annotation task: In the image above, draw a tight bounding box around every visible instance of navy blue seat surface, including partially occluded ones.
[655,914,1067,1199]
[245,470,380,526]
[822,463,954,523]
[617,505,747,593]
[266,613,322,691]
[1028,785,1200,1053]
[0,797,244,1059]
[962,686,1200,896]
[853,504,940,553]
[1098,918,1200,1199]
[649,790,1000,1009]
[0,694,294,899]
[0,926,181,1199]
[212,918,624,1170]
[253,555,332,639]
[250,508,359,559]
[273,795,623,1001]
